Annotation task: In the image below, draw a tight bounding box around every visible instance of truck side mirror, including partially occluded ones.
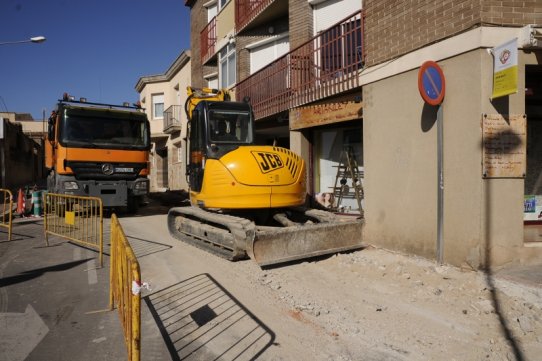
[47,114,55,142]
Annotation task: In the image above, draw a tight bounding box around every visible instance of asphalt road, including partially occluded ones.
[3,193,541,361]
[0,192,182,361]
[0,217,126,361]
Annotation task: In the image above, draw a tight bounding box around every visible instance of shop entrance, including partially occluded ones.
[524,64,542,244]
[313,122,363,214]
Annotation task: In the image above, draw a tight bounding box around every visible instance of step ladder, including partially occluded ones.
[330,146,364,216]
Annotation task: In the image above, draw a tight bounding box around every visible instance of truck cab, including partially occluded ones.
[45,94,151,210]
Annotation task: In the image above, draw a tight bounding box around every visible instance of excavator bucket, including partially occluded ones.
[248,219,364,267]
[168,206,364,267]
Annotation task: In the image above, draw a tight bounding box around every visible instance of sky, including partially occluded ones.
[0,0,191,120]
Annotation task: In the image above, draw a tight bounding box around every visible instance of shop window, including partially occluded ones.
[313,126,363,213]
[524,65,542,224]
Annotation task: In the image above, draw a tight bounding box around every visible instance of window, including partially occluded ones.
[206,2,217,22]
[249,34,289,74]
[313,0,359,33]
[207,75,218,89]
[177,145,183,163]
[152,94,164,120]
[218,0,230,11]
[219,43,236,88]
[320,18,362,80]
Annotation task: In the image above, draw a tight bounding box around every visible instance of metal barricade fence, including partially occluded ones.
[44,193,103,267]
[0,189,13,241]
[109,213,141,361]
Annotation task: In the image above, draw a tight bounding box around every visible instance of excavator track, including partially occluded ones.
[168,206,364,267]
[168,207,255,261]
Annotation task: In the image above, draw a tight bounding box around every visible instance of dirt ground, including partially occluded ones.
[124,198,542,361]
[224,246,542,361]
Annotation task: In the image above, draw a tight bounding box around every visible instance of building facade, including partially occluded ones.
[185,0,542,269]
[360,1,542,269]
[135,51,191,192]
[0,113,46,189]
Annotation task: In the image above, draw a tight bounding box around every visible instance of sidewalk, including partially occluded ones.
[0,217,126,361]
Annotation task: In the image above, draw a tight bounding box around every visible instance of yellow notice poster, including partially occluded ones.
[65,211,75,225]
[491,38,518,99]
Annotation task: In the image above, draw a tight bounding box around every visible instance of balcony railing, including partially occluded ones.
[163,105,183,134]
[234,11,363,120]
[201,16,217,64]
[235,0,274,33]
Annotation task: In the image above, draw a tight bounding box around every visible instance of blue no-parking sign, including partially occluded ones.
[418,61,445,106]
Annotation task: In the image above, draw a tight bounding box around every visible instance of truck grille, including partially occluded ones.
[65,161,146,181]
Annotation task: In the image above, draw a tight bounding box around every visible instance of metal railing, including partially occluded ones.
[44,193,104,266]
[163,105,183,133]
[0,189,13,241]
[235,0,275,33]
[201,16,217,64]
[109,213,141,361]
[234,10,363,120]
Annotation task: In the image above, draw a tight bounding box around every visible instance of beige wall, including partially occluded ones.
[139,81,168,136]
[137,55,191,192]
[362,49,542,269]
[166,62,191,191]
[216,0,235,49]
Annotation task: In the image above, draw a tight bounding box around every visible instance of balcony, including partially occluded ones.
[234,11,363,121]
[163,105,183,134]
[235,0,286,34]
[201,16,217,64]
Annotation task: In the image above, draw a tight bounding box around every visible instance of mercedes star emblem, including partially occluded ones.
[102,163,114,175]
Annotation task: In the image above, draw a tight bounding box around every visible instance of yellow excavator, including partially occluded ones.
[167,87,363,266]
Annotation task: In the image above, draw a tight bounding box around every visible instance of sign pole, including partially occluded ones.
[418,60,446,264]
[437,105,444,264]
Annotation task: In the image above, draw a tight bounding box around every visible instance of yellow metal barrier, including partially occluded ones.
[44,193,103,266]
[109,213,140,361]
[0,189,13,241]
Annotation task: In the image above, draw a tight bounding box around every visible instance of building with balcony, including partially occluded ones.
[135,50,191,192]
[0,113,46,189]
[188,0,364,214]
[185,0,542,269]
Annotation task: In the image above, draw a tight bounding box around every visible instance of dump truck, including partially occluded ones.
[45,93,151,211]
[167,87,363,266]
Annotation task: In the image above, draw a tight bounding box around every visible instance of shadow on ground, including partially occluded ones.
[144,273,275,361]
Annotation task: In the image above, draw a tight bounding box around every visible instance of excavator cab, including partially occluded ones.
[187,100,254,193]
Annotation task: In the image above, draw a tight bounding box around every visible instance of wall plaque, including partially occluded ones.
[482,113,526,178]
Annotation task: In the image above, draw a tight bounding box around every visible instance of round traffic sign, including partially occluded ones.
[418,61,445,106]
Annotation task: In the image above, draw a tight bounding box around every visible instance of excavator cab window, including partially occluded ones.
[208,109,252,144]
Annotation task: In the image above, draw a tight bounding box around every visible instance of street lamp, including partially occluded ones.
[0,36,46,46]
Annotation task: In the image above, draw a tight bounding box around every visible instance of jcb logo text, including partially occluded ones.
[252,152,284,173]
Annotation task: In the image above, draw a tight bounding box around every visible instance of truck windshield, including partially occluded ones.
[60,108,149,149]
[209,109,253,144]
